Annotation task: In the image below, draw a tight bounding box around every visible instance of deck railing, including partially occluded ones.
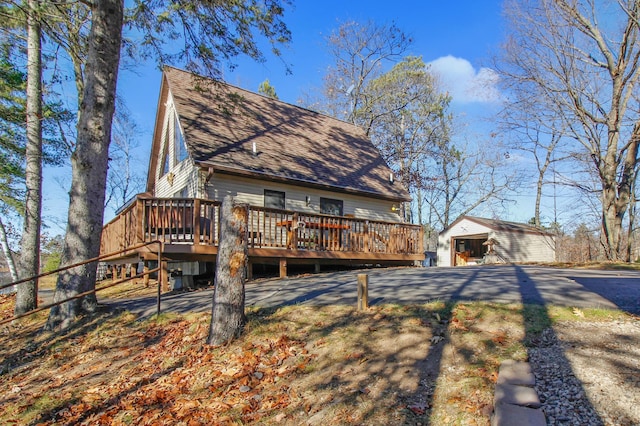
[100,196,424,257]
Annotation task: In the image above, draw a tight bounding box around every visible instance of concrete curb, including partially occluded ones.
[491,360,546,426]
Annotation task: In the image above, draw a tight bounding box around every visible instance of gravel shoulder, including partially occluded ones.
[529,319,640,426]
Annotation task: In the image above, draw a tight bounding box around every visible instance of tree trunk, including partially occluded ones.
[601,191,622,261]
[0,218,18,286]
[534,146,553,228]
[600,131,638,262]
[625,166,637,262]
[46,0,124,330]
[15,0,42,315]
[207,196,248,346]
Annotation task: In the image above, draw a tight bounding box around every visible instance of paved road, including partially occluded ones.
[103,265,640,318]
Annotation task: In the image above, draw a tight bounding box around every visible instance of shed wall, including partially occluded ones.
[437,218,556,267]
[493,231,555,263]
[437,220,491,267]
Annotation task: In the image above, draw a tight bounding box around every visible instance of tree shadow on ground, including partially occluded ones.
[0,307,169,425]
[382,268,483,424]
[247,303,448,424]
[513,265,603,424]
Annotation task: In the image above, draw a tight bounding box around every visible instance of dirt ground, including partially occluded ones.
[0,288,638,425]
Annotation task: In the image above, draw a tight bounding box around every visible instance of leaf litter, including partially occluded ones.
[1,294,635,425]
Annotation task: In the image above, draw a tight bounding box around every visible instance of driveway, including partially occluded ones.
[104,265,640,318]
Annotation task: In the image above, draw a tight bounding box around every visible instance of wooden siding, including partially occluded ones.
[494,232,555,264]
[152,94,201,199]
[206,174,403,222]
[155,160,199,198]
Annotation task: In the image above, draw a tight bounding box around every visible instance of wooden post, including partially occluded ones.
[363,223,370,253]
[291,212,298,249]
[314,262,321,274]
[135,197,144,243]
[193,198,201,245]
[161,260,169,292]
[247,261,253,281]
[357,273,369,310]
[143,263,150,287]
[279,258,287,278]
[156,245,162,317]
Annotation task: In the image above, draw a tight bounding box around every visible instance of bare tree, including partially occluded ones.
[423,137,520,229]
[497,75,570,227]
[498,0,640,261]
[625,162,640,260]
[104,100,145,215]
[311,20,412,128]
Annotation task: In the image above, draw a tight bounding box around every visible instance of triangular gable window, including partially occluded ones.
[175,115,187,163]
[161,145,170,176]
[159,114,171,178]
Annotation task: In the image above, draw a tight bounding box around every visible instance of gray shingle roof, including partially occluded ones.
[163,66,410,202]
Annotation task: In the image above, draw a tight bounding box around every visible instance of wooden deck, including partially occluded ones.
[101,196,424,271]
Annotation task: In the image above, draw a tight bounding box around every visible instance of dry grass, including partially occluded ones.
[0,292,633,425]
[535,261,640,271]
[38,273,158,300]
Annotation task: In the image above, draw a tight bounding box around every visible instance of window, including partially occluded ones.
[159,115,171,177]
[161,145,170,176]
[320,197,343,216]
[174,115,188,163]
[174,187,189,198]
[264,190,285,209]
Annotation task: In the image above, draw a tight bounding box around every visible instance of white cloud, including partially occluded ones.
[427,55,501,104]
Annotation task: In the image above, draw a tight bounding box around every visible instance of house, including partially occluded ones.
[437,216,555,267]
[101,67,424,285]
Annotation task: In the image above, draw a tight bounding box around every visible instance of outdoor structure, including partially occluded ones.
[437,216,555,267]
[100,67,424,286]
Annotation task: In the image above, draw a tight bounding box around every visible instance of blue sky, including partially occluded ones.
[118,1,506,112]
[44,1,515,234]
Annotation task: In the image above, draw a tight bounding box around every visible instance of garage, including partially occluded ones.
[437,216,556,267]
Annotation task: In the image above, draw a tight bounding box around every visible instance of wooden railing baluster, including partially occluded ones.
[100,197,424,259]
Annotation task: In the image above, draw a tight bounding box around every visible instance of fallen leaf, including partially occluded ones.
[408,403,427,415]
[345,352,364,360]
